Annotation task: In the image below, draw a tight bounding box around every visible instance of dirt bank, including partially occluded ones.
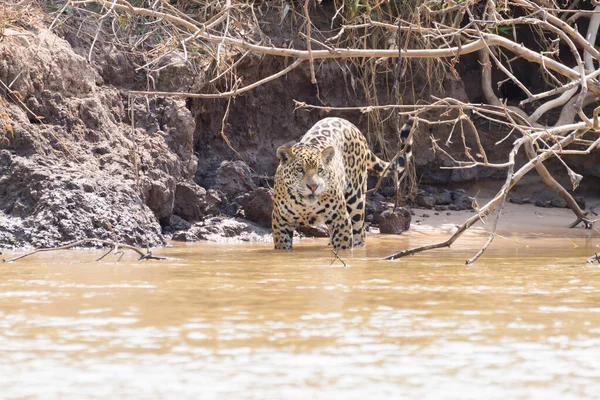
[0,23,198,247]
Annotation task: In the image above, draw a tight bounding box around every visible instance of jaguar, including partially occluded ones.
[272,117,413,250]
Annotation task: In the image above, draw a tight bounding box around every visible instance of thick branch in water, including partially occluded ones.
[3,239,167,263]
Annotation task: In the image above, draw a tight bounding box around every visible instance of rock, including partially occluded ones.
[171,230,199,242]
[575,196,586,209]
[10,200,28,218]
[420,185,438,195]
[240,188,273,228]
[206,189,223,214]
[168,214,191,231]
[509,196,524,205]
[173,181,209,221]
[221,200,241,217]
[0,155,164,249]
[297,224,330,237]
[154,52,198,92]
[379,186,396,198]
[416,193,436,208]
[366,192,388,221]
[535,199,549,208]
[366,192,386,213]
[377,208,412,234]
[434,205,448,211]
[213,160,257,198]
[436,189,452,205]
[450,189,473,210]
[550,197,567,208]
[160,100,197,179]
[171,217,271,243]
[0,27,210,248]
[140,171,176,222]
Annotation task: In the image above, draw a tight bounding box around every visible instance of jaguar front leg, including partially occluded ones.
[349,198,366,247]
[326,205,353,250]
[346,184,367,248]
[272,209,295,250]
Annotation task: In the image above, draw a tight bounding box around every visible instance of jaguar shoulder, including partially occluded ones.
[272,117,413,250]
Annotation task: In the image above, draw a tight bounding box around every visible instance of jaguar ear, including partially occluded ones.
[321,146,335,164]
[277,146,293,165]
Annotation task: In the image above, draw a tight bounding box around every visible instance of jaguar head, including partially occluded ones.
[276,145,335,204]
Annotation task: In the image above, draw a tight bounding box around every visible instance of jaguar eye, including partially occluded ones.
[318,167,324,175]
[296,167,304,174]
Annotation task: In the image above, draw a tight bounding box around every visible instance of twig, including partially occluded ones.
[95,246,114,261]
[219,84,249,165]
[88,0,117,62]
[330,250,347,268]
[465,148,513,265]
[584,6,600,72]
[130,58,305,98]
[216,0,232,72]
[303,0,316,85]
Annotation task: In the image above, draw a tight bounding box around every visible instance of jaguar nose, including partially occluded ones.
[307,184,318,193]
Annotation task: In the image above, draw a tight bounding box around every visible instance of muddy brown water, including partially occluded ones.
[1,234,599,399]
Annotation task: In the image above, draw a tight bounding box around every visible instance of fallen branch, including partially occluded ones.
[384,128,584,262]
[3,238,167,263]
[479,47,593,230]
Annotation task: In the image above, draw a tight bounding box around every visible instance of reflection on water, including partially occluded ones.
[1,235,599,399]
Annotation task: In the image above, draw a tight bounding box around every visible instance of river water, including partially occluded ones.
[1,235,599,399]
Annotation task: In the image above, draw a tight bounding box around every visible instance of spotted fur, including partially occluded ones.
[272,117,413,250]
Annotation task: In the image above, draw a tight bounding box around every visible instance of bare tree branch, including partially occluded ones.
[4,238,167,263]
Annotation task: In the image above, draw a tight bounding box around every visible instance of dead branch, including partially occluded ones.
[478,46,593,231]
[74,0,594,100]
[584,6,600,72]
[523,140,592,229]
[384,127,586,262]
[303,0,316,85]
[3,238,167,263]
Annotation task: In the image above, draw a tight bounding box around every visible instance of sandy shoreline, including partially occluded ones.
[406,198,600,239]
